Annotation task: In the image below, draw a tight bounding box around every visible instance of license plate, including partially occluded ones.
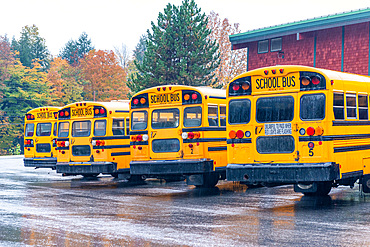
[264,123,292,135]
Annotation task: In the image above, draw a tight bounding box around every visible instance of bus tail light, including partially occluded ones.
[182,90,202,105]
[94,106,107,117]
[181,132,188,139]
[300,72,326,90]
[315,126,324,136]
[188,132,195,139]
[229,130,236,139]
[142,134,149,141]
[136,135,143,142]
[306,127,315,136]
[236,130,244,139]
[193,132,200,139]
[131,93,149,108]
[228,77,252,96]
[131,136,137,142]
[65,141,69,147]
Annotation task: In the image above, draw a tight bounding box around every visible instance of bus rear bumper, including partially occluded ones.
[226,162,340,184]
[130,159,214,176]
[24,157,57,169]
[56,162,114,175]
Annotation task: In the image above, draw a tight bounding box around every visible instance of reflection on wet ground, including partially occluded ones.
[0,156,369,246]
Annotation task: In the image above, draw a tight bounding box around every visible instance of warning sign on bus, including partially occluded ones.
[264,123,292,135]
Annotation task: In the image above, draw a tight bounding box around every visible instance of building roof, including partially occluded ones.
[229,8,370,46]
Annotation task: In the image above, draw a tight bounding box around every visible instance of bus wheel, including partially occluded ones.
[296,182,332,196]
[362,175,370,193]
[196,173,219,188]
[82,174,99,178]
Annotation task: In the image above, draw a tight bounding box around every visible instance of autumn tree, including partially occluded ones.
[79,49,129,101]
[11,25,51,69]
[0,59,50,155]
[59,32,94,66]
[207,11,248,87]
[48,57,84,106]
[131,0,219,93]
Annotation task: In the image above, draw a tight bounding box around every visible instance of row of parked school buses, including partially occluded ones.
[24,65,370,196]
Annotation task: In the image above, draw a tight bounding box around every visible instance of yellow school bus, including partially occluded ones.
[129,85,227,187]
[55,101,131,178]
[226,65,370,195]
[24,106,60,169]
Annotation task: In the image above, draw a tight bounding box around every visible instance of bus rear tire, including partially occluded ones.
[362,175,370,193]
[300,181,332,196]
[195,173,219,188]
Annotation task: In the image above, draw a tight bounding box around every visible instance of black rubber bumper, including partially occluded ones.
[24,157,57,169]
[226,162,340,184]
[130,159,214,175]
[56,162,114,175]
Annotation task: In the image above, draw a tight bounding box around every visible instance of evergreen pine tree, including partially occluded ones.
[59,32,94,66]
[132,0,219,91]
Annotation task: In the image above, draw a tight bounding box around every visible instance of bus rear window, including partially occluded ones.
[58,122,69,138]
[25,123,34,137]
[152,108,179,129]
[36,123,52,136]
[229,99,251,124]
[300,94,325,120]
[132,111,147,130]
[72,121,91,137]
[184,106,202,127]
[257,96,294,122]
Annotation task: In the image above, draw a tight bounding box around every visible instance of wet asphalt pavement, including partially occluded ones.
[0,156,369,247]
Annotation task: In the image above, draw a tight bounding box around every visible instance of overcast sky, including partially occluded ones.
[1,0,369,56]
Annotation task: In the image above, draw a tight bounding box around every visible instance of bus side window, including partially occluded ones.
[358,94,368,120]
[53,122,57,136]
[208,105,218,127]
[94,120,106,136]
[126,118,130,135]
[346,93,357,119]
[112,119,125,136]
[333,93,344,120]
[220,106,226,126]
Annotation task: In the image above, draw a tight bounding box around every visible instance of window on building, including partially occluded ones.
[271,38,282,52]
[258,40,268,53]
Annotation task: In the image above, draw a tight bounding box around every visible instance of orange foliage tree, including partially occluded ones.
[47,57,83,106]
[207,11,248,88]
[79,50,129,101]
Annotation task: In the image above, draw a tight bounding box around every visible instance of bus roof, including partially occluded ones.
[131,85,226,99]
[230,65,370,83]
[26,106,61,114]
[61,101,130,111]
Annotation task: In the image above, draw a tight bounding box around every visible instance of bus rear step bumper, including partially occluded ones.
[24,157,57,169]
[226,162,339,184]
[130,159,214,176]
[56,162,114,175]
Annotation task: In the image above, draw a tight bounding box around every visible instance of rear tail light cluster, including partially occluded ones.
[229,130,251,139]
[182,90,202,105]
[94,106,107,117]
[57,141,69,147]
[59,108,71,119]
[299,72,326,90]
[131,93,149,108]
[300,126,324,136]
[182,131,200,139]
[92,140,106,146]
[26,114,35,120]
[131,134,149,142]
[228,76,252,96]
[24,139,34,147]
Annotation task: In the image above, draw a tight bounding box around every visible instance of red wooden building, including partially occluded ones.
[229,8,370,75]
